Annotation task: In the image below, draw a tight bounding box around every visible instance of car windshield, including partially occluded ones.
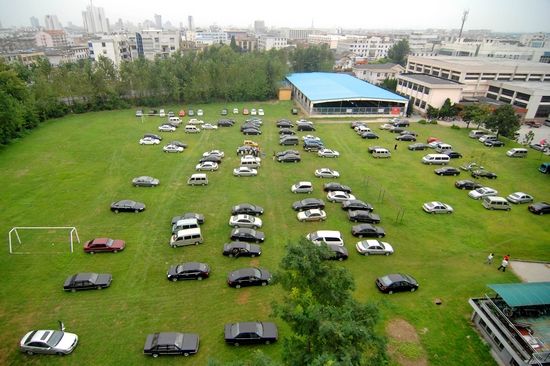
[105,239,114,247]
[379,276,393,286]
[46,331,64,347]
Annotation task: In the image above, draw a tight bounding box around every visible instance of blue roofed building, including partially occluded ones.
[285,72,408,117]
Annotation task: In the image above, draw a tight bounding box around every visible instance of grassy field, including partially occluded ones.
[0,100,548,366]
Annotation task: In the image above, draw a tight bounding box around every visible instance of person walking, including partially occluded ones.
[497,259,509,272]
[394,144,398,150]
[485,253,494,264]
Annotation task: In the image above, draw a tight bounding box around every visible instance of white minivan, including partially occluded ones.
[240,155,261,168]
[469,130,487,139]
[422,154,450,165]
[170,228,203,247]
[306,230,344,247]
[435,143,453,153]
[187,173,208,186]
[185,125,200,133]
[506,148,528,158]
[482,196,511,211]
[372,148,391,158]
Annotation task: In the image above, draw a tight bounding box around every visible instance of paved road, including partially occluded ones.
[510,261,550,282]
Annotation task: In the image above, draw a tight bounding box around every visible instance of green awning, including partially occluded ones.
[488,282,550,307]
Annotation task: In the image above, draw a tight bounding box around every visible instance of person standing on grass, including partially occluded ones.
[394,144,398,150]
[504,254,510,261]
[485,253,494,264]
[497,259,509,272]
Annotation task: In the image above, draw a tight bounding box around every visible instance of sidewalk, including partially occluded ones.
[510,260,550,282]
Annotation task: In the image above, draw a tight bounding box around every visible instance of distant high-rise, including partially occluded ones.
[188,16,194,31]
[44,14,62,30]
[154,14,162,29]
[30,16,40,28]
[254,20,266,34]
[82,4,110,34]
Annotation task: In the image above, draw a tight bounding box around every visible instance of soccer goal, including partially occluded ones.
[8,227,80,254]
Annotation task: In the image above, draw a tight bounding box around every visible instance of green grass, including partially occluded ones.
[0,101,548,366]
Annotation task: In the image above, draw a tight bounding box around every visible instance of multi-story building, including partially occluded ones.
[281,28,315,41]
[396,73,463,113]
[35,30,68,48]
[353,63,405,85]
[44,15,62,30]
[129,29,180,60]
[408,31,440,56]
[1,51,45,65]
[307,34,344,50]
[336,35,395,62]
[44,46,89,66]
[30,17,40,28]
[88,35,132,66]
[485,81,550,119]
[257,35,288,51]
[437,39,550,63]
[254,20,266,34]
[82,5,110,34]
[194,31,228,46]
[0,33,37,52]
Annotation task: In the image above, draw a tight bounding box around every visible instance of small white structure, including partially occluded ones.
[8,227,80,254]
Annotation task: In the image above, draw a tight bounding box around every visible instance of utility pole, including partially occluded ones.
[458,10,469,39]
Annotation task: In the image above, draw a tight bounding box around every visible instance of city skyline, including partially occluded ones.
[0,0,549,33]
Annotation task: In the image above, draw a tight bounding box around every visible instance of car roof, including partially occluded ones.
[180,262,207,271]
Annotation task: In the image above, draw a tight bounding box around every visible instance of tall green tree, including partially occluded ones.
[387,39,410,66]
[273,239,386,366]
[290,45,334,72]
[438,98,458,118]
[380,78,397,91]
[485,104,520,138]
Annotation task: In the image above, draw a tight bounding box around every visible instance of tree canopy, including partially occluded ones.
[273,239,386,366]
[387,39,410,66]
[485,104,520,138]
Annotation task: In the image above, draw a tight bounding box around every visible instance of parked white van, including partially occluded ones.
[306,230,344,247]
[171,218,200,234]
[170,228,203,247]
[184,125,200,133]
[168,116,182,125]
[372,148,391,158]
[479,135,497,143]
[422,154,450,165]
[240,155,261,168]
[506,148,528,158]
[355,125,371,134]
[435,143,453,153]
[482,196,511,211]
[187,173,208,186]
[469,130,487,139]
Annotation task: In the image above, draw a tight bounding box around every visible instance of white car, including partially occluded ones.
[379,123,393,130]
[318,149,340,158]
[356,240,394,256]
[229,214,263,229]
[302,135,321,141]
[158,124,176,132]
[139,137,160,145]
[233,166,258,177]
[506,192,534,204]
[202,150,225,158]
[163,144,184,153]
[197,109,204,116]
[251,108,257,115]
[20,329,79,355]
[422,201,453,214]
[469,187,498,200]
[258,109,264,116]
[297,209,327,222]
[188,118,204,125]
[291,181,313,194]
[233,108,239,114]
[327,191,356,202]
[202,123,218,130]
[315,168,340,178]
[195,161,219,171]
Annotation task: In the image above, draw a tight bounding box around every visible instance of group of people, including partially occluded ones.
[486,253,511,272]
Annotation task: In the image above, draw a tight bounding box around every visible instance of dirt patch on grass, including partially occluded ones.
[249,258,260,267]
[237,289,250,305]
[386,318,427,366]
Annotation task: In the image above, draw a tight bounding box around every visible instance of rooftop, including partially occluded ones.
[488,282,550,307]
[354,63,402,70]
[409,55,550,72]
[286,72,407,103]
[399,73,463,86]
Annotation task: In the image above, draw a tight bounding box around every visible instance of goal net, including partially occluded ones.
[8,227,80,254]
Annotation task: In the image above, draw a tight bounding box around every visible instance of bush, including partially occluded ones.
[418,119,427,125]
[429,119,438,124]
[451,124,461,130]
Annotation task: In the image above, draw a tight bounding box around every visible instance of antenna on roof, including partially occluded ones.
[459,10,469,39]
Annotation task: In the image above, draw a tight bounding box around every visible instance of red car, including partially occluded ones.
[242,108,250,115]
[83,238,125,254]
[178,110,186,117]
[427,137,440,143]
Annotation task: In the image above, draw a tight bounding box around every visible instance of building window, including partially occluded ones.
[465,73,480,80]
[101,42,106,47]
[451,75,460,81]
[499,96,512,103]
[441,73,449,79]
[513,101,527,108]
[501,88,514,97]
[424,87,430,94]
[535,104,550,118]
[420,101,426,109]
[541,96,550,102]
[516,92,531,101]
[488,86,500,93]
[513,74,527,80]
[487,93,497,100]
[528,74,542,81]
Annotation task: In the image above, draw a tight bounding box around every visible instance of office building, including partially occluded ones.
[82,5,110,34]
[44,15,62,30]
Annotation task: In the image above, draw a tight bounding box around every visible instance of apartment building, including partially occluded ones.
[396,73,463,113]
[336,36,395,61]
[307,34,344,50]
[129,29,181,60]
[257,35,288,51]
[353,63,405,85]
[88,36,132,66]
[437,39,550,63]
[35,30,68,48]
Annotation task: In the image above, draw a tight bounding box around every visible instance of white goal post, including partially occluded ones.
[8,227,80,254]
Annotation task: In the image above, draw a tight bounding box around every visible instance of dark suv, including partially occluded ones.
[297,123,315,131]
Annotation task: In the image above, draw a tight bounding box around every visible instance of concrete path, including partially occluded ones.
[510,261,550,282]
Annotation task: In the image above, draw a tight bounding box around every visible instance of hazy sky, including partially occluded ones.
[1,0,549,32]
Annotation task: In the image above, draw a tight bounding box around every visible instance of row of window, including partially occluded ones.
[397,79,431,94]
[409,63,550,82]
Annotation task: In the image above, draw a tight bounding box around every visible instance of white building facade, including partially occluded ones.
[82,5,110,34]
[336,36,395,61]
[88,36,131,66]
[257,35,288,51]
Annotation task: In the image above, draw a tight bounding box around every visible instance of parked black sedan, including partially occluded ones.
[143,332,199,357]
[408,143,428,151]
[434,167,461,176]
[223,242,262,258]
[351,224,385,238]
[326,244,349,261]
[471,169,497,179]
[347,210,381,224]
[376,273,419,294]
[171,212,205,225]
[227,267,272,288]
[277,153,301,163]
[454,180,483,190]
[292,198,326,211]
[242,128,261,135]
[341,199,374,212]
[278,128,295,135]
[167,262,210,281]
[231,203,264,216]
[276,120,294,128]
[199,155,222,164]
[445,151,463,159]
[395,134,416,141]
[361,132,379,139]
[110,200,145,213]
[323,182,352,193]
[63,272,112,292]
[230,228,265,243]
[528,202,550,215]
[224,322,278,346]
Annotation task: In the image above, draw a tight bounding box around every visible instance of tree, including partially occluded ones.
[273,239,386,366]
[521,130,535,146]
[229,36,240,52]
[484,104,520,138]
[380,78,397,91]
[438,98,458,118]
[426,105,439,119]
[290,45,334,72]
[406,100,414,117]
[387,39,410,66]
